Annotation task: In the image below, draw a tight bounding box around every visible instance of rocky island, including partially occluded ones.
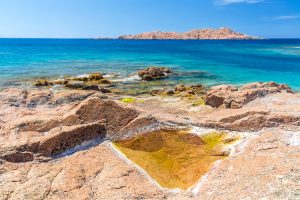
[0,67,299,200]
[118,27,256,40]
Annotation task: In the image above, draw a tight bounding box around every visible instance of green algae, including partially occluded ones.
[113,130,231,190]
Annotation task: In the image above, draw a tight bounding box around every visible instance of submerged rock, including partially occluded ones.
[138,67,172,81]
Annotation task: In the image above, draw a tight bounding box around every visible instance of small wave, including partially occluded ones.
[291,46,300,49]
[75,73,90,78]
[113,74,141,83]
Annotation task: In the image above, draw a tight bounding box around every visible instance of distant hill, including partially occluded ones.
[118,27,256,40]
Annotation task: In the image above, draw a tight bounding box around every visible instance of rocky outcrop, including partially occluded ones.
[150,84,205,97]
[119,27,255,40]
[0,84,299,199]
[138,67,172,81]
[205,82,292,108]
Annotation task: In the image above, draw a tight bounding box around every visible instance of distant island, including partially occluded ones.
[118,27,256,40]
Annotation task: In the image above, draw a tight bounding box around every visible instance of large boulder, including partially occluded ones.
[205,85,238,108]
[205,82,293,109]
[138,67,172,81]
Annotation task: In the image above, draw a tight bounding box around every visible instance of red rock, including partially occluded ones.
[119,27,255,40]
[205,82,293,109]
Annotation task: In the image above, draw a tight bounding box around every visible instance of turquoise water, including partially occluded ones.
[0,39,300,90]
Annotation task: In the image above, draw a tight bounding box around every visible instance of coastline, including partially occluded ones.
[0,67,299,199]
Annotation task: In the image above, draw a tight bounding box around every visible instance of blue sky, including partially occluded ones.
[0,0,299,38]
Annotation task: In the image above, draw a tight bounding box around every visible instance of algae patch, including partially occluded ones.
[113,130,232,190]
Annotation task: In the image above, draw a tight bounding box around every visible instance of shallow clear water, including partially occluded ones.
[0,39,300,89]
[114,130,229,189]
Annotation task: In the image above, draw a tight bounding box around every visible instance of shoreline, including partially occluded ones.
[0,67,299,199]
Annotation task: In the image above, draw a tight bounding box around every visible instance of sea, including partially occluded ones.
[0,39,300,90]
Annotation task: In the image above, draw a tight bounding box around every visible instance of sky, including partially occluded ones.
[0,0,299,38]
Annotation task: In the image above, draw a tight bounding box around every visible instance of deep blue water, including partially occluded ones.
[0,39,300,89]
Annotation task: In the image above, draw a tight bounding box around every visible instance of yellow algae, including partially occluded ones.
[113,130,231,190]
[121,97,136,103]
[192,97,206,106]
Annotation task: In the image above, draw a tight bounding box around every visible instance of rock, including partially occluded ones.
[224,82,293,109]
[119,27,255,40]
[89,73,103,81]
[149,88,165,96]
[82,85,100,91]
[99,79,111,84]
[38,122,106,156]
[61,97,140,135]
[52,79,69,85]
[99,88,112,93]
[165,89,175,95]
[175,84,187,92]
[65,81,85,89]
[34,80,52,87]
[26,91,53,108]
[190,84,205,93]
[204,82,292,109]
[138,67,172,81]
[1,151,34,162]
[53,90,95,105]
[72,77,89,82]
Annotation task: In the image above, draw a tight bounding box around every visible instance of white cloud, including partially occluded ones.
[273,15,300,20]
[216,0,265,5]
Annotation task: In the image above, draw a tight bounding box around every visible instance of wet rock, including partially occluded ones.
[99,79,112,84]
[52,79,68,85]
[82,85,100,91]
[65,81,85,89]
[72,77,89,82]
[165,89,175,95]
[190,84,205,94]
[149,88,165,96]
[175,84,187,92]
[138,67,172,81]
[89,73,103,81]
[34,80,52,87]
[99,88,112,93]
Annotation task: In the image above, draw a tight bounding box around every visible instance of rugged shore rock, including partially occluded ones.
[119,27,255,40]
[0,81,299,199]
[205,82,293,108]
[138,67,172,81]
